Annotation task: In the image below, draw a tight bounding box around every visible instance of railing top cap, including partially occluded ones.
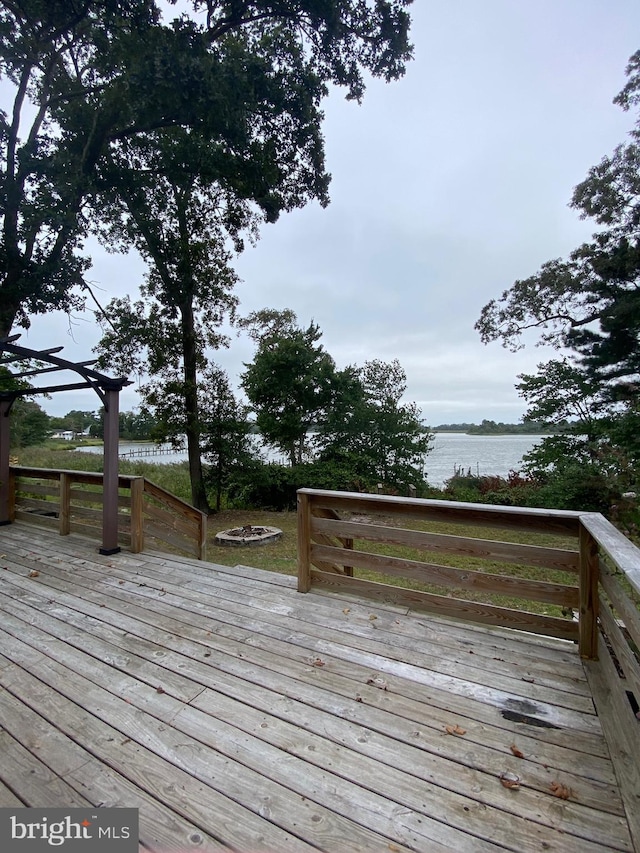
[296,488,584,519]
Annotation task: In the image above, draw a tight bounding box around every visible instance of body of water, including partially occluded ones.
[75,433,545,489]
[425,433,543,487]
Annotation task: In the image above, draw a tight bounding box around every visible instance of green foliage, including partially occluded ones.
[200,365,259,512]
[48,410,101,435]
[532,465,617,514]
[317,358,432,492]
[241,314,338,465]
[465,420,558,435]
[90,407,158,439]
[227,457,427,512]
[516,359,602,433]
[9,399,50,448]
[0,0,155,335]
[0,366,51,447]
[1,0,413,337]
[120,407,158,441]
[240,315,431,492]
[434,421,559,434]
[442,470,539,507]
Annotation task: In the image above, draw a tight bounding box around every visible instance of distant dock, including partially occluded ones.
[118,444,185,459]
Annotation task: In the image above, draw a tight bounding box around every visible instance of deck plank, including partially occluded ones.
[0,632,364,853]
[0,729,92,807]
[0,541,613,756]
[0,687,231,851]
[117,555,592,695]
[0,523,634,853]
[0,776,25,807]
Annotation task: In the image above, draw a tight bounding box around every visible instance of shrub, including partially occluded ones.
[532,464,617,514]
[225,458,430,511]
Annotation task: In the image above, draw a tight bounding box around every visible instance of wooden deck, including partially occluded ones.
[0,522,635,852]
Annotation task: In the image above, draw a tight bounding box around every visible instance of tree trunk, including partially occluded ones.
[181,302,210,513]
[0,296,19,339]
[216,454,223,513]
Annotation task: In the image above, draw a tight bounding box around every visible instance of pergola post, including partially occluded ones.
[100,387,121,555]
[0,399,11,525]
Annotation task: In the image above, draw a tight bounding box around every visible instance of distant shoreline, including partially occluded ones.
[431,422,562,436]
[432,429,556,436]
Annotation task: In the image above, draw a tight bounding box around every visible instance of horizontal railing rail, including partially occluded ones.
[9,466,207,560]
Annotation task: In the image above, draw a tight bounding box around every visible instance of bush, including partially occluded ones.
[442,470,539,507]
[532,464,617,514]
[225,458,430,511]
[225,461,364,511]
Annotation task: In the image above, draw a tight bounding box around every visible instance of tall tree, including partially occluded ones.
[93,143,243,510]
[1,1,414,338]
[476,50,640,404]
[476,51,640,506]
[317,358,431,490]
[240,312,337,466]
[86,2,413,510]
[200,365,256,512]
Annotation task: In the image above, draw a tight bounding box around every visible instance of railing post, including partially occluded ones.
[0,399,11,525]
[198,511,207,561]
[297,490,312,592]
[7,467,15,522]
[129,477,144,553]
[59,472,71,535]
[579,520,599,659]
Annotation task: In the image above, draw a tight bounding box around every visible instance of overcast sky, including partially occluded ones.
[15,0,640,423]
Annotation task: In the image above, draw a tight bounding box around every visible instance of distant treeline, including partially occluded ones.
[433,420,562,435]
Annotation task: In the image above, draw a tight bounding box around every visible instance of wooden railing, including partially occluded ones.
[297,489,640,664]
[9,466,207,560]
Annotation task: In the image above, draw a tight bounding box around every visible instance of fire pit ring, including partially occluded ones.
[214,524,283,547]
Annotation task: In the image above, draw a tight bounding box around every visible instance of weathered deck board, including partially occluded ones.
[0,523,635,852]
[0,686,231,851]
[118,551,592,694]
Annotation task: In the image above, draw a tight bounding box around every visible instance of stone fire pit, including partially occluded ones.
[214,524,282,547]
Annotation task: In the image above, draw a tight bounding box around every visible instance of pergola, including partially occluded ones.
[0,335,131,554]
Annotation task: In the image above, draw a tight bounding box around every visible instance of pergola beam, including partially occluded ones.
[9,359,97,380]
[0,344,65,366]
[0,381,95,399]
